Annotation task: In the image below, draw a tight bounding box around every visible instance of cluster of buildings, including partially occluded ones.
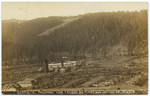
[2,60,77,93]
[39,60,77,74]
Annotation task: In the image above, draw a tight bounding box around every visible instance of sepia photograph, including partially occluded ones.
[1,1,148,95]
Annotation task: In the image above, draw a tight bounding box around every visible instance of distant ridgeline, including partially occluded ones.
[2,10,148,63]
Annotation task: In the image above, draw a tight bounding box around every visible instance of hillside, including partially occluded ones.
[38,17,79,36]
[2,17,65,44]
[40,10,148,58]
[2,10,148,63]
[2,16,67,60]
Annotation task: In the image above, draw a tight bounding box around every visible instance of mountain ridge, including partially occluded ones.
[2,10,148,61]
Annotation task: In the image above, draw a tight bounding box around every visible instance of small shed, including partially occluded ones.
[18,78,34,88]
[2,84,22,92]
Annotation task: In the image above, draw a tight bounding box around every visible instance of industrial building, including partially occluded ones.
[39,61,76,73]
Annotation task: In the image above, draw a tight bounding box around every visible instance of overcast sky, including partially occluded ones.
[2,2,148,20]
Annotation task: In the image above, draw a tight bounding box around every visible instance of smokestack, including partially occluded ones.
[45,59,48,73]
[61,57,64,68]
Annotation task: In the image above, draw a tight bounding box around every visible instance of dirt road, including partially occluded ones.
[38,18,79,36]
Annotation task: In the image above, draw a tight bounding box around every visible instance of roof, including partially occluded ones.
[2,83,21,91]
[64,61,76,66]
[18,78,34,84]
[48,61,76,68]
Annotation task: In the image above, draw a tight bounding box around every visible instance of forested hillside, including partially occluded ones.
[2,10,148,64]
[2,17,65,60]
[40,10,148,57]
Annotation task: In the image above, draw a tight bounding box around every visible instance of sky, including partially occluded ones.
[2,2,148,20]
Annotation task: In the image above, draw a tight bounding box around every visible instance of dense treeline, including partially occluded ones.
[2,17,65,60]
[2,10,148,64]
[40,10,148,57]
